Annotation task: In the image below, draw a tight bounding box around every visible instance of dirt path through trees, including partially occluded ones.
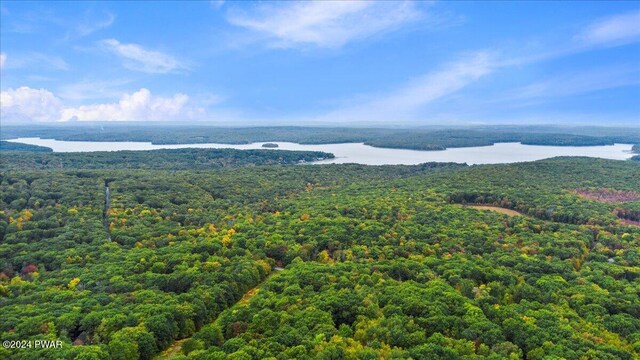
[155,267,283,359]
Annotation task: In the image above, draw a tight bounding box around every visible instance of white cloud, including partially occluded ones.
[57,79,133,101]
[227,1,423,48]
[316,51,494,122]
[508,65,640,100]
[0,87,63,122]
[0,53,6,70]
[101,39,188,74]
[500,11,640,68]
[1,87,205,122]
[77,12,115,37]
[211,0,225,9]
[2,52,69,71]
[577,10,640,47]
[61,88,203,121]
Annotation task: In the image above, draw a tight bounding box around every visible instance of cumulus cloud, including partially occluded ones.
[577,10,640,47]
[227,1,423,48]
[60,88,202,121]
[101,39,188,74]
[0,87,63,122]
[1,87,204,122]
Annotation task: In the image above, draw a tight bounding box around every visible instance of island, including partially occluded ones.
[261,143,279,148]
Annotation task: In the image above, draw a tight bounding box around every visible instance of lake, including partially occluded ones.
[4,137,635,165]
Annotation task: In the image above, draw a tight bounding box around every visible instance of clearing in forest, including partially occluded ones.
[466,205,523,217]
[620,218,640,227]
[575,188,640,203]
[155,339,187,360]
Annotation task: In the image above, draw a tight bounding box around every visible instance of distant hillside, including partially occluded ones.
[0,141,52,152]
[2,125,639,151]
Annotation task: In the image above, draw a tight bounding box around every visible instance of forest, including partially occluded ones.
[0,142,53,153]
[2,125,639,151]
[0,150,639,360]
[0,148,333,171]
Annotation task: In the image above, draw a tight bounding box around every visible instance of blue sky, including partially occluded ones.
[1,1,639,126]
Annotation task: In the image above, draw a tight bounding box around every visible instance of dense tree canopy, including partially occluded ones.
[0,148,333,171]
[1,153,638,359]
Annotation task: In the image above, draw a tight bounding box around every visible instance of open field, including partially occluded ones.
[466,205,524,217]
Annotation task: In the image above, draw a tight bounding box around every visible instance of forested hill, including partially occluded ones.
[0,148,334,170]
[0,141,53,153]
[1,156,638,359]
[2,125,639,151]
[630,144,639,161]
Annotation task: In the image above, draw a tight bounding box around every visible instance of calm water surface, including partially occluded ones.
[5,137,635,165]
